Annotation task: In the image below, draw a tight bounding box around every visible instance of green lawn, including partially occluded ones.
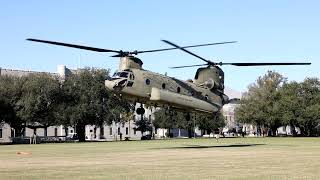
[0,137,319,180]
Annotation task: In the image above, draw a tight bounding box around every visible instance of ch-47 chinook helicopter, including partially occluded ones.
[27,38,311,116]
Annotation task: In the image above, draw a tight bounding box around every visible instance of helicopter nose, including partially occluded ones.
[105,79,127,91]
[105,80,116,90]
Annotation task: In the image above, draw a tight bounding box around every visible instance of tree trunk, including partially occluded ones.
[44,127,48,137]
[188,128,192,138]
[76,124,86,142]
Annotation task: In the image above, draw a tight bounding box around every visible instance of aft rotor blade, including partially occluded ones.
[169,64,208,69]
[27,38,121,53]
[162,40,213,64]
[138,41,237,54]
[221,62,311,66]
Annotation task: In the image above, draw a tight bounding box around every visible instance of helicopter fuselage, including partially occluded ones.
[105,67,227,114]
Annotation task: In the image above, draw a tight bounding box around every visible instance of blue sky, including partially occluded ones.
[1,1,319,91]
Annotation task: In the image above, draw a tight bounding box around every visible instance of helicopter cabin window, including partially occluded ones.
[162,83,166,89]
[177,87,181,93]
[145,79,150,85]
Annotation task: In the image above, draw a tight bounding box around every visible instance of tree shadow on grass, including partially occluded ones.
[152,144,265,150]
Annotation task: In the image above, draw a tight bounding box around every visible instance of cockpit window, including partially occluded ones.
[112,72,129,79]
[130,74,135,80]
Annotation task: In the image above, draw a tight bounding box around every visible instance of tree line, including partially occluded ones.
[236,71,320,136]
[0,68,225,142]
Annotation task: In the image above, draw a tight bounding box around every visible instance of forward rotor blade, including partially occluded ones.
[221,62,311,66]
[138,41,237,54]
[169,64,208,69]
[27,38,121,53]
[162,40,213,64]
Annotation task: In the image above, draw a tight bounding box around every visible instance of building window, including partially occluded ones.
[54,128,58,137]
[118,127,120,135]
[149,115,152,121]
[126,127,129,135]
[134,128,136,135]
[0,128,2,138]
[110,128,112,135]
[70,129,73,133]
[177,87,181,93]
[162,83,166,89]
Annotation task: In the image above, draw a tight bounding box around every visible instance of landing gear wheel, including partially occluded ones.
[136,107,145,115]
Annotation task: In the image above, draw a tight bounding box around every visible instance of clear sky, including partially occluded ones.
[1,1,319,92]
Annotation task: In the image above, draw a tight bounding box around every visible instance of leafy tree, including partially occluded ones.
[0,75,26,136]
[196,111,225,135]
[278,82,302,135]
[298,78,320,136]
[134,117,152,136]
[279,78,320,136]
[153,109,175,130]
[153,108,185,137]
[236,71,287,136]
[16,73,61,135]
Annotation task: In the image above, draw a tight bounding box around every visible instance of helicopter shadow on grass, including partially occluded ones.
[152,143,265,150]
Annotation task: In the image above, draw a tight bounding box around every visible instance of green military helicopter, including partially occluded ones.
[27,38,311,116]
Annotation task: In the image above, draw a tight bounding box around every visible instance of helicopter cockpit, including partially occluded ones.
[105,70,135,91]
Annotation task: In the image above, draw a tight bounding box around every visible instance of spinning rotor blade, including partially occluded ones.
[220,62,311,66]
[27,38,237,57]
[162,39,311,69]
[27,38,121,53]
[162,40,213,64]
[169,64,208,69]
[138,41,237,54]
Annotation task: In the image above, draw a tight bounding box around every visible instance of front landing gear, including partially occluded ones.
[136,103,145,115]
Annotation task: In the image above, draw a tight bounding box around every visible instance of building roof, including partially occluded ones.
[224,86,242,99]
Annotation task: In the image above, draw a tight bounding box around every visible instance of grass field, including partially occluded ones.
[0,137,319,180]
